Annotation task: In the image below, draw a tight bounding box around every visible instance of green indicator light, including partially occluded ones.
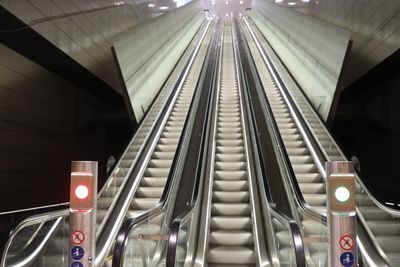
[335,186,350,202]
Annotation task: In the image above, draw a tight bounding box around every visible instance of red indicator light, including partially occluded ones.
[75,185,89,199]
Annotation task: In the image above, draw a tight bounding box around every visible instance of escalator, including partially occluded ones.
[239,15,400,266]
[204,19,258,265]
[1,19,213,267]
[111,17,305,267]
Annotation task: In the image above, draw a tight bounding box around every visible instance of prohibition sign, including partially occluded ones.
[339,235,354,251]
[72,230,85,245]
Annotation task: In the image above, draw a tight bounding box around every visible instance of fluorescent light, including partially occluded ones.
[302,0,310,2]
[148,3,155,7]
[226,13,229,16]
[288,2,297,5]
[225,1,229,4]
[159,6,168,9]
[240,0,243,4]
[212,1,215,4]
[275,0,283,3]
[239,13,242,16]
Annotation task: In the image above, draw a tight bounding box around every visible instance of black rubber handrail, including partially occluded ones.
[112,19,217,267]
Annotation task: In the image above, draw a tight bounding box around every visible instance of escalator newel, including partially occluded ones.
[326,161,357,267]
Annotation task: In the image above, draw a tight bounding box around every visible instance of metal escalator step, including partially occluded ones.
[302,220,327,236]
[97,198,114,209]
[209,230,253,246]
[213,191,249,203]
[97,210,107,221]
[144,168,170,177]
[277,122,296,128]
[214,180,248,191]
[218,127,241,133]
[283,141,305,148]
[281,134,302,141]
[131,198,159,210]
[152,151,174,159]
[386,252,400,266]
[216,146,245,154]
[218,121,241,127]
[299,183,325,194]
[296,173,323,183]
[276,230,291,247]
[375,236,400,252]
[292,164,318,173]
[217,139,244,146]
[159,138,179,145]
[218,117,240,122]
[286,148,309,155]
[289,155,313,164]
[368,221,400,235]
[359,207,394,220]
[148,159,173,168]
[212,203,251,216]
[141,177,168,187]
[214,170,247,180]
[276,118,294,123]
[208,246,255,264]
[216,153,246,162]
[127,210,146,218]
[215,162,246,171]
[155,144,178,152]
[211,216,252,230]
[161,131,181,138]
[217,133,243,139]
[136,187,164,198]
[303,194,326,206]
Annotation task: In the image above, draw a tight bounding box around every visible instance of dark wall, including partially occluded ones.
[0,42,132,212]
[332,49,400,206]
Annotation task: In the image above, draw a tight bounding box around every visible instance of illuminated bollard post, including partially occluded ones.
[327,161,357,267]
[69,161,97,267]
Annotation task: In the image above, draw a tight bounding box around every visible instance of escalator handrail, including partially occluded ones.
[1,18,209,267]
[166,213,185,267]
[268,208,306,267]
[234,18,306,267]
[112,18,215,267]
[242,16,391,266]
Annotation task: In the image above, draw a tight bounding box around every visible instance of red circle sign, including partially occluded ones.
[339,235,354,251]
[72,230,85,245]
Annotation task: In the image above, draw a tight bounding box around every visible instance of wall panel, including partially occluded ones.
[113,1,204,121]
[0,43,113,211]
[303,0,400,87]
[252,1,351,120]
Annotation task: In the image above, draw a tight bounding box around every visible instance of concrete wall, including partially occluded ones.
[0,0,179,93]
[298,0,400,88]
[113,1,204,121]
[251,0,351,120]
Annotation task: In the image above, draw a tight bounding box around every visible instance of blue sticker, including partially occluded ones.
[71,246,84,260]
[71,262,83,267]
[340,252,354,267]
